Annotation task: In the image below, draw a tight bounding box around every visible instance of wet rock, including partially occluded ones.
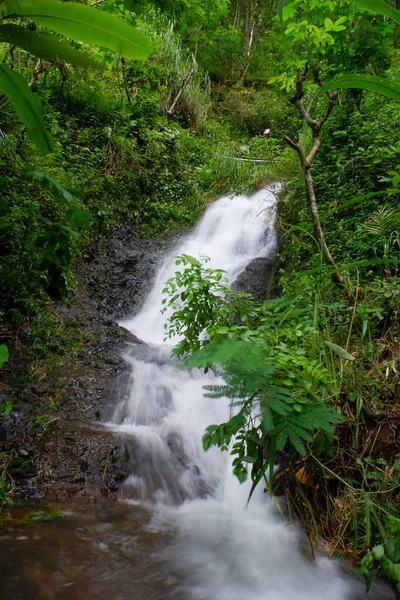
[119,327,144,345]
[36,421,123,499]
[0,225,193,502]
[43,483,97,503]
[232,250,281,301]
[0,237,151,499]
[81,227,179,319]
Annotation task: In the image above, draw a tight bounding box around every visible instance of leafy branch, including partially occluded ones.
[0,0,152,152]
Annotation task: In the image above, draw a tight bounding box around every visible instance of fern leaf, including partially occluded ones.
[325,341,355,361]
[287,419,313,442]
[261,406,273,431]
[267,396,293,416]
[275,425,288,451]
[287,426,307,455]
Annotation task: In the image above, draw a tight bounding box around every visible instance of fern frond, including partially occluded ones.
[364,206,400,236]
[325,341,355,361]
[203,384,235,398]
[287,425,307,455]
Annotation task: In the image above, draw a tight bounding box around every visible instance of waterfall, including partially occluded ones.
[105,187,390,600]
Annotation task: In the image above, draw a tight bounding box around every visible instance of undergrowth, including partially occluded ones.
[162,249,400,595]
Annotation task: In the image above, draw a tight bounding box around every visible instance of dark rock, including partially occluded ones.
[80,227,179,320]
[232,237,282,301]
[35,421,123,499]
[43,483,97,503]
[0,228,163,501]
[118,327,145,345]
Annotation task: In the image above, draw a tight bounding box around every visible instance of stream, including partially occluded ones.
[0,188,394,599]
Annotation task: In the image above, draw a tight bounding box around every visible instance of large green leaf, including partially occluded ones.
[318,74,400,103]
[347,0,400,25]
[0,64,53,153]
[0,24,105,69]
[0,344,9,369]
[1,0,153,61]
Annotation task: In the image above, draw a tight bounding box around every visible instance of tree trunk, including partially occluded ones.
[284,69,346,286]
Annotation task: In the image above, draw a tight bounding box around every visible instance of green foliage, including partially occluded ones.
[0,24,106,69]
[27,308,79,360]
[0,0,152,152]
[324,341,355,362]
[0,64,53,153]
[163,247,400,593]
[363,207,400,263]
[198,335,341,491]
[0,345,11,416]
[0,165,90,321]
[348,0,400,25]
[0,0,153,61]
[163,257,342,493]
[358,510,400,595]
[0,345,9,369]
[319,74,400,104]
[32,414,51,430]
[0,450,14,512]
[162,254,256,357]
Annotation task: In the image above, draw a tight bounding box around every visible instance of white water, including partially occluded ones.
[107,188,392,600]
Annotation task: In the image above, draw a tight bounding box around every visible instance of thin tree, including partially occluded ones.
[284,65,345,285]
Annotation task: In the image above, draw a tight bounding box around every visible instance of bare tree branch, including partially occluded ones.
[285,70,345,286]
[167,67,194,117]
[283,134,300,154]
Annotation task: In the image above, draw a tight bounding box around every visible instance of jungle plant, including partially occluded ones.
[163,254,400,593]
[0,167,91,320]
[161,254,257,358]
[0,449,14,512]
[0,344,8,368]
[0,0,152,153]
[358,510,400,597]
[363,207,400,264]
[0,345,11,416]
[162,255,342,491]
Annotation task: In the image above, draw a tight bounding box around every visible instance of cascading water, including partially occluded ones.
[1,188,395,600]
[105,187,392,600]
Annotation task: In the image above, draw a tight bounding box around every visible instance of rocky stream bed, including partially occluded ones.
[0,224,279,504]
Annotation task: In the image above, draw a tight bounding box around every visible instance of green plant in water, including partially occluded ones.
[162,255,342,493]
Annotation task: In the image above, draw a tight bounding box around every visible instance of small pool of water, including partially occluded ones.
[0,502,177,600]
[0,501,395,600]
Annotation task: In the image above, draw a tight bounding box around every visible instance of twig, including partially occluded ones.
[167,66,195,117]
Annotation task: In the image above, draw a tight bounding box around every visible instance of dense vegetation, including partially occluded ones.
[0,0,399,595]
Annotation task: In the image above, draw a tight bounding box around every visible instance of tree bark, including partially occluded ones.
[284,68,345,286]
[238,0,275,84]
